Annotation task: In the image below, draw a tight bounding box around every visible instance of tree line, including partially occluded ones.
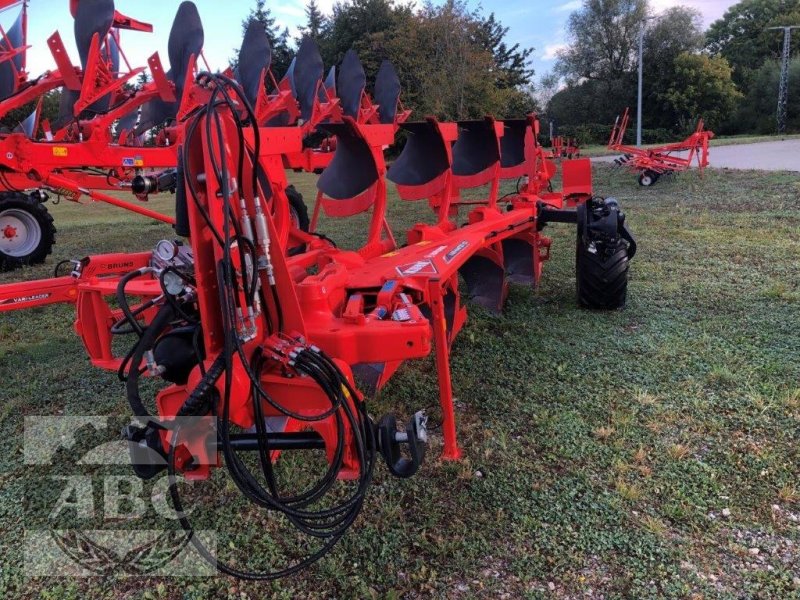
[4,0,795,144]
[546,0,800,143]
[243,0,536,121]
[1,0,536,132]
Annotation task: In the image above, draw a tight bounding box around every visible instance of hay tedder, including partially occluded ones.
[608,107,714,186]
[0,0,637,579]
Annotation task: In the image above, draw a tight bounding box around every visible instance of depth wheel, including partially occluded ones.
[637,170,659,187]
[575,199,630,310]
[286,185,310,233]
[286,185,310,256]
[576,236,629,310]
[0,192,56,271]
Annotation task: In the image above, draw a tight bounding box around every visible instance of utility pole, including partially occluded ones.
[769,26,800,135]
[636,16,656,147]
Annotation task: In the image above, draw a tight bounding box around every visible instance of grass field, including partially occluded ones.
[0,165,799,599]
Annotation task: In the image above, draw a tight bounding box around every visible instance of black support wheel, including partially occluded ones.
[0,192,56,272]
[286,185,310,233]
[637,170,660,187]
[575,197,633,310]
[576,238,629,309]
[286,185,310,256]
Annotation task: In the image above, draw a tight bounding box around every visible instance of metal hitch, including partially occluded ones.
[378,411,428,478]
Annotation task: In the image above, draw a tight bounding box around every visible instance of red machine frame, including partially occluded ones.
[608,107,714,186]
[0,6,637,578]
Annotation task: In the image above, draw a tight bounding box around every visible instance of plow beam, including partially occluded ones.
[0,275,79,311]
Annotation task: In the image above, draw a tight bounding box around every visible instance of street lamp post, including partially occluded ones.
[636,16,656,147]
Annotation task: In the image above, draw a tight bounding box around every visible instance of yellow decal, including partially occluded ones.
[416,240,432,246]
[381,251,399,258]
[52,147,68,157]
[134,159,144,167]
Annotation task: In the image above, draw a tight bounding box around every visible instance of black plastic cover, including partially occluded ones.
[374,60,400,124]
[387,121,450,187]
[237,21,271,107]
[293,37,324,121]
[0,10,22,100]
[168,1,204,103]
[500,119,527,168]
[337,49,366,118]
[317,122,378,200]
[74,0,115,68]
[452,120,500,177]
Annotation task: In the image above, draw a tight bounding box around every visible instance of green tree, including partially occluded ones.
[319,0,534,120]
[736,57,800,132]
[298,0,327,42]
[661,53,741,131]
[641,6,705,128]
[556,0,648,83]
[0,90,61,136]
[706,0,800,87]
[476,13,533,89]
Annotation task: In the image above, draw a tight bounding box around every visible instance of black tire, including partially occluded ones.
[576,236,629,310]
[637,170,660,187]
[286,185,310,256]
[0,192,56,272]
[286,185,309,233]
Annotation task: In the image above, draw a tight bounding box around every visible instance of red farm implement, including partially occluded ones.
[0,2,637,579]
[608,107,714,186]
[549,135,580,159]
[0,0,209,270]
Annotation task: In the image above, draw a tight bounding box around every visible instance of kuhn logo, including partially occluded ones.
[396,260,438,277]
[1,293,51,305]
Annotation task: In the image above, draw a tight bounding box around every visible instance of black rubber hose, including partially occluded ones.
[125,303,176,417]
[116,268,151,337]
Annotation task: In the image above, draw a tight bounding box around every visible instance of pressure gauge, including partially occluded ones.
[154,239,179,262]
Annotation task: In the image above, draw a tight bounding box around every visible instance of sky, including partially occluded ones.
[4,0,739,85]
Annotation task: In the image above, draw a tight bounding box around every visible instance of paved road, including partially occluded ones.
[595,139,800,172]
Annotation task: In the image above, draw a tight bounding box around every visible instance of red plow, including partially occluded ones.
[608,107,714,186]
[0,0,637,579]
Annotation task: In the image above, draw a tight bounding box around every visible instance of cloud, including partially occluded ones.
[554,0,583,13]
[648,0,733,26]
[273,4,306,19]
[542,43,567,61]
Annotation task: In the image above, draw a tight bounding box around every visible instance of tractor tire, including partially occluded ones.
[575,198,636,310]
[637,170,660,187]
[286,185,310,233]
[0,192,56,272]
[576,217,630,311]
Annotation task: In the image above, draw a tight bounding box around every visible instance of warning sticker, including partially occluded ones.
[396,260,438,277]
[122,156,145,167]
[52,147,68,157]
[443,241,469,263]
[424,245,447,258]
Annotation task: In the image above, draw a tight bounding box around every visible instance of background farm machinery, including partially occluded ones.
[608,107,714,186]
[548,135,581,160]
[0,0,636,579]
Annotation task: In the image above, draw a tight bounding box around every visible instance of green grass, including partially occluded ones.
[580,133,800,157]
[1,166,799,599]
